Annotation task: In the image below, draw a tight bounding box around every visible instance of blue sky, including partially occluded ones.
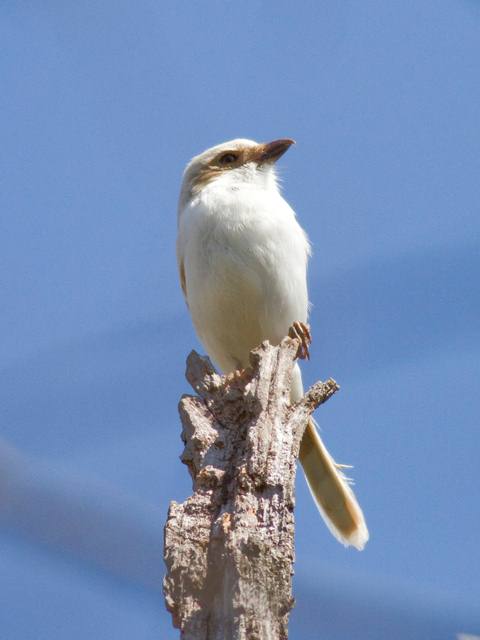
[1,2,479,638]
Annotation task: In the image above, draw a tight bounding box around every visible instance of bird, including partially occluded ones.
[176,137,369,550]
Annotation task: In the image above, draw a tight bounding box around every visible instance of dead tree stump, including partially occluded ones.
[163,338,339,640]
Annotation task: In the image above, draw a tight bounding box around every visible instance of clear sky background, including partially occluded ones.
[1,2,479,638]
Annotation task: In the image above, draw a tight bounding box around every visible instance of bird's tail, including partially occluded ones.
[299,418,369,550]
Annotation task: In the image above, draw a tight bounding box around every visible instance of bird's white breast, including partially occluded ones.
[178,182,310,372]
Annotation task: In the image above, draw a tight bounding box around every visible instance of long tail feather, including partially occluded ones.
[299,419,369,550]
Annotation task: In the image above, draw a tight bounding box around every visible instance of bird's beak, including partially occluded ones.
[256,138,295,164]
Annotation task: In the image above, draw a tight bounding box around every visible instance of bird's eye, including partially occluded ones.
[218,152,238,165]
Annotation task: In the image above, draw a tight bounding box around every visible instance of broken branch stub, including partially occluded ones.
[163,337,339,640]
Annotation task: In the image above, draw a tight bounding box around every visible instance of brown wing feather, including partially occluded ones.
[179,258,188,301]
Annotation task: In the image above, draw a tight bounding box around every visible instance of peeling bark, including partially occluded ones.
[164,338,339,640]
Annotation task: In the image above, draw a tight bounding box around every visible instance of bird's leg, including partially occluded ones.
[288,321,312,360]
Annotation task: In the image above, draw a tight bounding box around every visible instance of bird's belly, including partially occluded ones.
[186,245,307,373]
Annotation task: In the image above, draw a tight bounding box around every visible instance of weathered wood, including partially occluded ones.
[163,338,339,640]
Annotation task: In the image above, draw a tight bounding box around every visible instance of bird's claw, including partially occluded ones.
[225,368,250,383]
[288,321,312,360]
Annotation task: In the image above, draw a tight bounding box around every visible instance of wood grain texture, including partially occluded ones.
[164,337,339,640]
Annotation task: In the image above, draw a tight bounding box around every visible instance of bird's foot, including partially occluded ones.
[288,321,312,360]
[225,367,251,384]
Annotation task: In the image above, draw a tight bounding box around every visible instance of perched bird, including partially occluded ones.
[176,138,369,550]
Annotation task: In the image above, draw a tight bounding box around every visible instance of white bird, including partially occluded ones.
[176,138,369,550]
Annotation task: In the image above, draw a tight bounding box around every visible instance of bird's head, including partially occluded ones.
[179,138,295,208]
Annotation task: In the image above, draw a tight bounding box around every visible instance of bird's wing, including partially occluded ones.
[176,227,189,304]
[179,257,187,298]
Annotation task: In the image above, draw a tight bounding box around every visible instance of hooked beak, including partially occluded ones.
[256,138,295,164]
